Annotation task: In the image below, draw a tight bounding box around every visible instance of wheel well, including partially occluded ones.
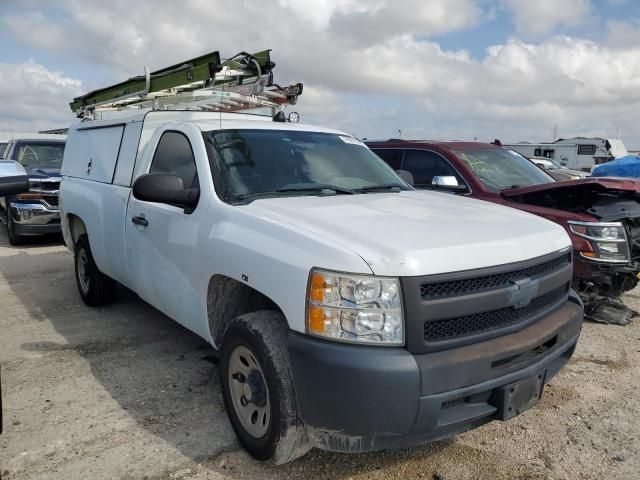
[66,214,87,246]
[207,275,283,347]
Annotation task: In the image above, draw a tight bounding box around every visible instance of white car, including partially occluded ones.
[60,111,583,463]
[529,156,588,181]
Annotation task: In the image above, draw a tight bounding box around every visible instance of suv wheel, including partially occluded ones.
[74,234,116,306]
[220,311,310,464]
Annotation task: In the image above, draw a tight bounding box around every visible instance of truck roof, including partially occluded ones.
[69,110,346,136]
[365,139,502,150]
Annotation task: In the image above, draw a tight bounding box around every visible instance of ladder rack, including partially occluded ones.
[70,50,303,118]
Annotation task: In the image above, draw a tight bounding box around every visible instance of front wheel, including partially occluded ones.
[74,234,116,306]
[220,311,310,464]
[6,208,24,246]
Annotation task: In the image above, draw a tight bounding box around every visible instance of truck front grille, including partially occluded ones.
[624,218,640,262]
[400,250,574,353]
[420,252,571,299]
[423,283,569,342]
[42,195,59,207]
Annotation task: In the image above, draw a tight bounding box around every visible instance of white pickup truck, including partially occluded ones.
[60,110,583,463]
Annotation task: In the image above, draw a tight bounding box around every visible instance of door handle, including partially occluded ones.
[131,215,148,227]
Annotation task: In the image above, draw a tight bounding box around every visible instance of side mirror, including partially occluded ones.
[432,175,459,187]
[132,173,199,209]
[0,161,29,196]
[396,169,414,187]
[431,175,467,192]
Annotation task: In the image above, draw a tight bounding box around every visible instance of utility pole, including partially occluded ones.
[397,129,402,139]
[553,124,558,141]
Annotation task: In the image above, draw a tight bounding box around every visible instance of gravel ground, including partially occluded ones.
[0,230,639,480]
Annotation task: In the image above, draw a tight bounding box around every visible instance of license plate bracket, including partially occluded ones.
[491,370,546,421]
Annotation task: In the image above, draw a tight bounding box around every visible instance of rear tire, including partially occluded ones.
[74,234,116,306]
[220,311,310,464]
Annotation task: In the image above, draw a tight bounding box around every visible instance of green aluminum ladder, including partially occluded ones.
[70,50,303,118]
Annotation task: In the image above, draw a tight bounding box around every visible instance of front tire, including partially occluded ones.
[6,209,24,246]
[74,234,116,306]
[220,311,310,464]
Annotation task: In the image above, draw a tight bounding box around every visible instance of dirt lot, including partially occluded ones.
[1,230,639,480]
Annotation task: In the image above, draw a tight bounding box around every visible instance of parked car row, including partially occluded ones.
[2,49,636,464]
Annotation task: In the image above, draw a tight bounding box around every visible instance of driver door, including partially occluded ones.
[126,128,211,338]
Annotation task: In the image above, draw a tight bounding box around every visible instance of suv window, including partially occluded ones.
[372,149,402,170]
[402,149,465,187]
[150,131,199,189]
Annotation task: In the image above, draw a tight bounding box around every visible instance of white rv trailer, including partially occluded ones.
[504,137,628,172]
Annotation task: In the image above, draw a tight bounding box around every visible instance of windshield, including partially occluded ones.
[13,142,65,171]
[545,158,563,169]
[454,148,554,191]
[204,129,409,202]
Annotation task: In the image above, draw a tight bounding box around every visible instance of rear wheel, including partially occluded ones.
[220,311,310,464]
[74,234,116,306]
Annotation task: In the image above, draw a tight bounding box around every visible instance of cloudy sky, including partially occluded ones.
[1,0,640,147]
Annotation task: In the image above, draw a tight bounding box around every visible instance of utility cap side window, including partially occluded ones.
[150,131,200,190]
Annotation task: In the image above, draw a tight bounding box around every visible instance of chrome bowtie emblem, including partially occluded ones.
[508,278,539,308]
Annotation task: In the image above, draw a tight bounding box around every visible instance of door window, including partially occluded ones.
[150,131,199,189]
[372,149,403,170]
[402,149,465,187]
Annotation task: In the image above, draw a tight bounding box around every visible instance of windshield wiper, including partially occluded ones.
[233,184,355,202]
[356,183,408,193]
[276,184,355,195]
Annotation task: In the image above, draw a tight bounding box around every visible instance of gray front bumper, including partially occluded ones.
[9,202,61,235]
[287,292,583,453]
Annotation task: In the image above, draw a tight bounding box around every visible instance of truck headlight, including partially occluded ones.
[569,221,630,263]
[306,268,404,345]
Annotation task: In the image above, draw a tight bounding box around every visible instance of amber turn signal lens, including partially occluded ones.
[307,306,325,333]
[309,272,326,303]
[581,252,596,257]
[15,192,42,201]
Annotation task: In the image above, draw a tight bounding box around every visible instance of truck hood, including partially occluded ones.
[243,191,570,276]
[501,177,640,221]
[501,177,640,197]
[26,165,61,179]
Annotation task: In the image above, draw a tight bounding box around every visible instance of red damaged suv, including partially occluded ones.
[367,140,640,324]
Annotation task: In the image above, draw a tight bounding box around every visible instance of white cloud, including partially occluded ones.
[0,60,82,132]
[501,0,593,36]
[606,19,640,48]
[2,0,640,147]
